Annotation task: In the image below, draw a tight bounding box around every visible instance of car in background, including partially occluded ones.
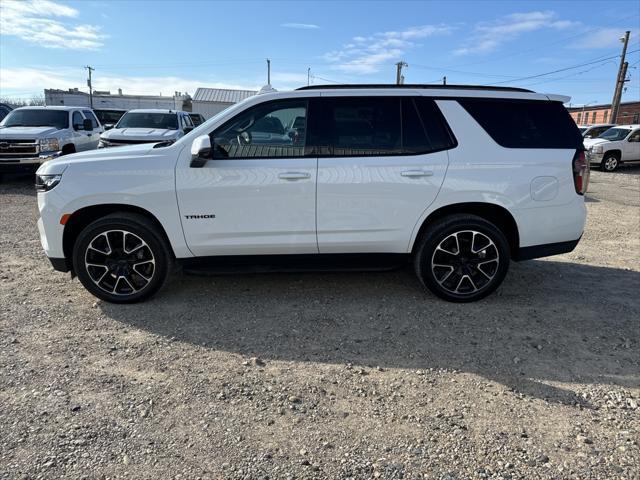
[0,103,13,122]
[585,124,640,171]
[578,123,615,139]
[189,113,206,126]
[98,109,194,148]
[93,108,126,130]
[0,106,102,176]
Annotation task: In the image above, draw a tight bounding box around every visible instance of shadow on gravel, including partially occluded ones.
[0,173,36,194]
[102,258,640,407]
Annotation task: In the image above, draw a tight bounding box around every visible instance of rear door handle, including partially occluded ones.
[401,169,433,178]
[278,172,311,180]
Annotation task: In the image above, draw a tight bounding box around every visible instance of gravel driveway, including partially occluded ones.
[1,167,638,480]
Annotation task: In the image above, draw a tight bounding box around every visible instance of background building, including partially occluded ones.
[191,88,256,119]
[45,88,192,111]
[567,101,640,125]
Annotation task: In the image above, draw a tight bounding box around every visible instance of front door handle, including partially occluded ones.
[401,170,433,178]
[278,172,311,180]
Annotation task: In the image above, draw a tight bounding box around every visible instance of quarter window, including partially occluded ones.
[211,100,307,158]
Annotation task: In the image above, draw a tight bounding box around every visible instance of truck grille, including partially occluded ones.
[0,139,39,158]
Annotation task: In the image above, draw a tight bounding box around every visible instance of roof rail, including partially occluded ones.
[296,84,534,93]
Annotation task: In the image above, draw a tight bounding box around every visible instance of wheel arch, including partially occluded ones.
[62,204,176,270]
[410,202,519,258]
[603,149,622,160]
[61,143,76,154]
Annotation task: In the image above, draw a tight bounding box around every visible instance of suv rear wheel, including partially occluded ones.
[414,214,510,302]
[72,213,171,303]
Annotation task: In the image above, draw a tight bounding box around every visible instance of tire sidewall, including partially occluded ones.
[72,217,169,303]
[415,217,510,302]
[601,154,619,172]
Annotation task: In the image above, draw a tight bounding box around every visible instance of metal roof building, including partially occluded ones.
[192,87,257,119]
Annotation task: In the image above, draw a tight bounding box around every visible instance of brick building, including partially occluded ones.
[567,101,640,126]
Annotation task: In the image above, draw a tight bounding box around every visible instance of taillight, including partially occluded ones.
[572,150,589,195]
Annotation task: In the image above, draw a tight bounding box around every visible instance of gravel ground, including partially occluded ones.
[1,167,639,480]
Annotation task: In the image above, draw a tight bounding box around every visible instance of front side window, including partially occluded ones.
[628,130,640,142]
[82,110,99,129]
[116,112,178,130]
[72,111,84,129]
[0,109,69,130]
[211,100,307,158]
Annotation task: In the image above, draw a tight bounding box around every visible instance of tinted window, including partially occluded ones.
[402,98,430,153]
[459,99,583,149]
[94,109,125,124]
[72,111,84,128]
[82,110,99,129]
[414,97,456,151]
[189,113,204,126]
[212,100,307,158]
[1,109,69,129]
[116,112,178,130]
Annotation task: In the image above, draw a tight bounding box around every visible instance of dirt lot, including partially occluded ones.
[1,167,639,480]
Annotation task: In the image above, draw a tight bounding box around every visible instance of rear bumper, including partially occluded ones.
[513,237,581,261]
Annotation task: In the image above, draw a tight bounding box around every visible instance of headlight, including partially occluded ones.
[39,138,60,152]
[593,145,604,154]
[35,174,63,192]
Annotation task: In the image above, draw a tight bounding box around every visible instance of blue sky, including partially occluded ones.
[0,0,638,106]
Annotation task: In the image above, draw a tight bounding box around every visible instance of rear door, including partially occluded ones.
[312,95,452,253]
[175,97,318,256]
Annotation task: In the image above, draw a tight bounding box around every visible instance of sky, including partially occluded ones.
[0,0,639,106]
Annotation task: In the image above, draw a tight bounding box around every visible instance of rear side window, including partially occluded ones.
[459,99,583,149]
[307,96,455,157]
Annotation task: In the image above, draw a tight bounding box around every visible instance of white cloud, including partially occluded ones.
[454,11,577,55]
[0,67,260,98]
[281,23,320,29]
[323,24,452,74]
[0,0,106,50]
[570,27,636,49]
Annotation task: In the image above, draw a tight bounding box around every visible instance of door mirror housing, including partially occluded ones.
[190,135,211,168]
[82,118,93,131]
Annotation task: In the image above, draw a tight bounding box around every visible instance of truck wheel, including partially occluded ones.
[414,214,510,302]
[600,153,619,172]
[72,213,171,303]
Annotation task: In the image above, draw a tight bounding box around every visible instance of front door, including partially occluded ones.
[627,130,640,161]
[176,98,318,257]
[312,96,453,253]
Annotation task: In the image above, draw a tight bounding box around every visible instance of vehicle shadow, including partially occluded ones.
[101,259,640,407]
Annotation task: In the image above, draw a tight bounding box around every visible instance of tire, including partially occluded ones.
[72,213,171,303]
[600,153,619,172]
[414,214,510,302]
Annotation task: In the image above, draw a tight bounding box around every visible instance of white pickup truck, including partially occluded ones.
[0,106,103,178]
[584,124,640,171]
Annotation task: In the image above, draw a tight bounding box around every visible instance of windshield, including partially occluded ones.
[598,128,630,141]
[0,109,68,129]
[95,110,125,124]
[578,127,587,134]
[116,112,178,130]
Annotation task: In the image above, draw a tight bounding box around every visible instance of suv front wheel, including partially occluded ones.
[600,153,619,172]
[414,214,510,302]
[72,213,171,303]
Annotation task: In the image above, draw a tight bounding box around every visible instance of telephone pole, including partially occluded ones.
[395,61,407,85]
[307,67,311,86]
[610,31,630,123]
[442,76,447,85]
[85,65,94,108]
[266,58,271,86]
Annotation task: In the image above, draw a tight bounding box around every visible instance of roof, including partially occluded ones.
[14,106,84,111]
[126,109,185,114]
[193,88,257,103]
[297,84,534,93]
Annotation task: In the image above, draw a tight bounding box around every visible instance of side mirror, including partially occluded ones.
[190,135,211,168]
[83,118,93,131]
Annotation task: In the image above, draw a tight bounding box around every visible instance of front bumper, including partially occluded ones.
[0,152,62,173]
[586,151,603,165]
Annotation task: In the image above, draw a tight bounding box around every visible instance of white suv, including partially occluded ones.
[584,125,640,171]
[35,85,588,303]
[98,109,194,148]
[0,106,102,176]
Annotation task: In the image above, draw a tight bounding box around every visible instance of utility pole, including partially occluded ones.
[85,65,94,108]
[307,67,311,86]
[395,61,407,85]
[610,30,630,123]
[266,58,271,86]
[442,76,447,85]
